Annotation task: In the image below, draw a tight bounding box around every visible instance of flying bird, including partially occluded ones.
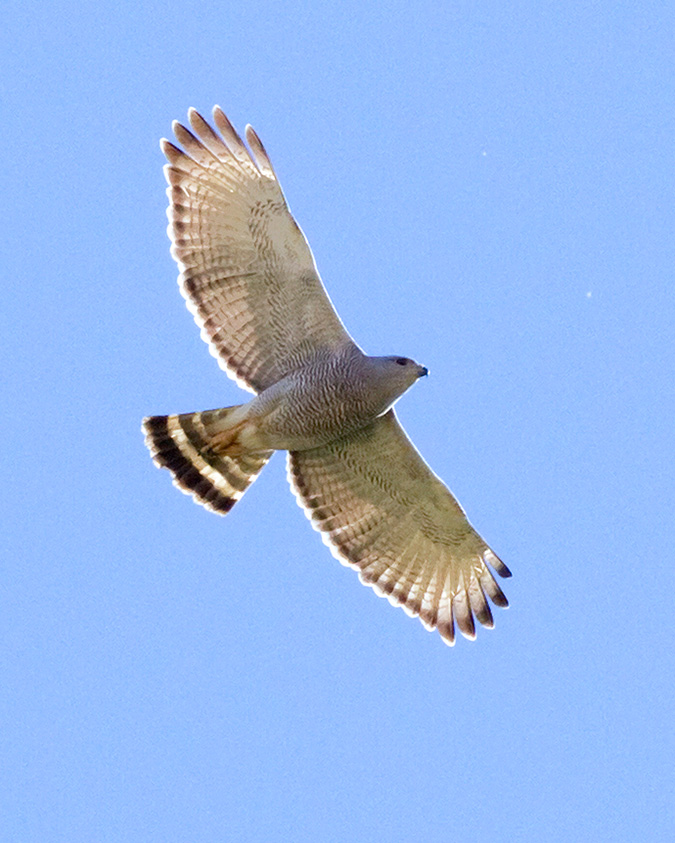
[142,106,511,646]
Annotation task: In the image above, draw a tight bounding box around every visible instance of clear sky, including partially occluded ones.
[3,2,673,841]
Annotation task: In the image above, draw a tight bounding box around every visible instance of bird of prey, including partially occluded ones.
[142,106,511,647]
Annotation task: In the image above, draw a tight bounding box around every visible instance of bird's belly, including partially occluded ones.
[250,377,373,452]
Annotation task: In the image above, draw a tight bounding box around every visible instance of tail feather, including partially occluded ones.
[142,408,272,515]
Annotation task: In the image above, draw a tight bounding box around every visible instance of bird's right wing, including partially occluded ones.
[163,107,356,393]
[287,410,511,646]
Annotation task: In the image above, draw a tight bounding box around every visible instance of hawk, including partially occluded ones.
[142,106,511,646]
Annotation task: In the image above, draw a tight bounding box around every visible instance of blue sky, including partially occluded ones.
[3,1,673,840]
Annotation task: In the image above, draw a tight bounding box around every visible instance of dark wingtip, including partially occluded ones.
[491,592,509,609]
[485,548,512,578]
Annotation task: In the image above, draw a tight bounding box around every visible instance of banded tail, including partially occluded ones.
[142,407,273,514]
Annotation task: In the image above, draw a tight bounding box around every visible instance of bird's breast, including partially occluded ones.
[250,358,377,451]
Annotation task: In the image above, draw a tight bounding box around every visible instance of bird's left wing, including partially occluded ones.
[287,410,511,646]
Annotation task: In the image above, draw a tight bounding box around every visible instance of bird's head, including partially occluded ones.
[364,355,428,416]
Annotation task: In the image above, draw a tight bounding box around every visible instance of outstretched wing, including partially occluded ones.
[163,106,355,393]
[287,410,511,646]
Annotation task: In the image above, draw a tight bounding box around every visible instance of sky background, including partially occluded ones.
[2,2,674,841]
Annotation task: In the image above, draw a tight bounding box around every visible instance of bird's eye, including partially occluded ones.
[395,358,407,366]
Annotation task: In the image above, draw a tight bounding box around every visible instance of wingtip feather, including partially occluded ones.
[485,547,512,578]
